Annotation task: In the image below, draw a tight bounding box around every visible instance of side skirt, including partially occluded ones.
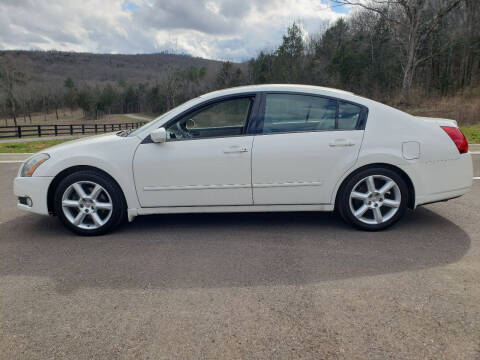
[127,204,334,222]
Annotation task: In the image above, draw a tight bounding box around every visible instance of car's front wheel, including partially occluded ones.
[54,170,126,236]
[338,168,408,231]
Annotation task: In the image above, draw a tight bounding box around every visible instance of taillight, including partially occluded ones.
[441,126,468,154]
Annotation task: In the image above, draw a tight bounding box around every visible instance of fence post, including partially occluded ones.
[70,125,73,135]
[104,124,106,133]
[111,124,114,131]
[54,125,58,136]
[17,126,22,138]
[38,125,41,137]
[95,124,98,134]
[82,124,85,134]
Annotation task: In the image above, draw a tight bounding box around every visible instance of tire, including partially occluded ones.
[337,167,408,231]
[54,170,126,236]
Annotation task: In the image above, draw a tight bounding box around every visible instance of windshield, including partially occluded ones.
[127,110,173,137]
[127,97,202,138]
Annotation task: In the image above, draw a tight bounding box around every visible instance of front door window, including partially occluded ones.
[165,97,253,140]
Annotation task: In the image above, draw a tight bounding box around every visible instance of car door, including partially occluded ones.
[133,95,256,207]
[251,93,367,205]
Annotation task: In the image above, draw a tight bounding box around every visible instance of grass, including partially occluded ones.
[460,125,480,144]
[0,139,71,153]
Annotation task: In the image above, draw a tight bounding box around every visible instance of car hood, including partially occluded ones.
[40,133,126,156]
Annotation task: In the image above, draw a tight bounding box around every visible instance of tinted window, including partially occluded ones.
[166,97,252,140]
[263,94,336,134]
[338,101,362,130]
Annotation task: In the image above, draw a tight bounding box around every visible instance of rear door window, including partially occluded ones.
[262,94,365,134]
[263,94,337,134]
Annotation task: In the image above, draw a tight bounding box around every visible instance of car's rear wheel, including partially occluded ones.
[54,170,126,236]
[338,168,408,231]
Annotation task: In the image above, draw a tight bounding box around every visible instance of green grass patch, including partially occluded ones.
[460,125,480,144]
[0,139,70,153]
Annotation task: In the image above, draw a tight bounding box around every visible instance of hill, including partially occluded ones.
[0,50,224,90]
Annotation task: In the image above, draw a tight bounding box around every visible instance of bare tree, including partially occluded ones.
[50,87,65,121]
[17,87,35,124]
[0,62,26,126]
[164,69,182,109]
[332,0,463,99]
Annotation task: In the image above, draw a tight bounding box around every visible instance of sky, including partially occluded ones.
[0,0,349,61]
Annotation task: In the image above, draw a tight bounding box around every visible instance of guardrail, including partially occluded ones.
[0,122,143,139]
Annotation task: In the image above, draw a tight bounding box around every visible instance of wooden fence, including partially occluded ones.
[0,122,143,139]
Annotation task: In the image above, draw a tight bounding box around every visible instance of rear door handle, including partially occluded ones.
[329,139,355,147]
[223,146,248,153]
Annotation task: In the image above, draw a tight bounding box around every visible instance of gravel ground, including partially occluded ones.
[1,162,479,359]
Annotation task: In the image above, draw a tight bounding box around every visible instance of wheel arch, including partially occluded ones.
[333,163,416,210]
[47,165,127,215]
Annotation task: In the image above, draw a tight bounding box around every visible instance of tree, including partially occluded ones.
[50,87,65,121]
[99,85,118,114]
[123,86,138,113]
[275,22,306,82]
[215,62,244,88]
[63,77,77,114]
[0,63,26,126]
[64,77,75,90]
[249,51,275,83]
[333,0,464,100]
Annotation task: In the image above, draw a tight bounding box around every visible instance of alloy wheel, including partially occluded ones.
[349,175,401,225]
[61,181,113,230]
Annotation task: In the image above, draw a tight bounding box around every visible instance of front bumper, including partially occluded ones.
[14,176,54,215]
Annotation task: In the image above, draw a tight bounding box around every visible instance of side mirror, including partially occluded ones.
[185,118,196,129]
[150,127,167,143]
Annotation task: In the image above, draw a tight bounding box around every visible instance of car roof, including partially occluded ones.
[200,84,356,100]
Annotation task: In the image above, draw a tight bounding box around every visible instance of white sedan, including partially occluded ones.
[14,85,473,235]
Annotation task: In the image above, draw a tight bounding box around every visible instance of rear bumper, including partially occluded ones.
[13,176,53,215]
[413,153,473,206]
[416,186,470,206]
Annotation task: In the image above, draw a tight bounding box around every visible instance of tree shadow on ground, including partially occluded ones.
[0,208,470,293]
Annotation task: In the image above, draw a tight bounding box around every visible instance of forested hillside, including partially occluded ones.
[1,51,222,87]
[248,0,479,105]
[1,0,478,126]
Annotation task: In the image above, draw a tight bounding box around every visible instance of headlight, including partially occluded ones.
[21,153,50,177]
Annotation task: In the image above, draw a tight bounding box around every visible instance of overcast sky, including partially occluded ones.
[0,0,349,61]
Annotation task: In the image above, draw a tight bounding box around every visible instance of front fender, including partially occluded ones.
[33,134,141,210]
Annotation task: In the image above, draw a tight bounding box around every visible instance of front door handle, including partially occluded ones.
[223,146,248,153]
[329,139,355,147]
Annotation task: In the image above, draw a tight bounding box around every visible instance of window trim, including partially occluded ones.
[142,93,260,144]
[252,91,369,136]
